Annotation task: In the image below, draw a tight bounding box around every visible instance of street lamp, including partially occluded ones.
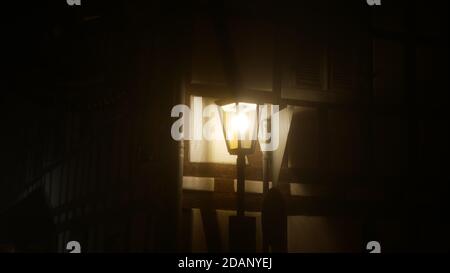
[217,100,258,252]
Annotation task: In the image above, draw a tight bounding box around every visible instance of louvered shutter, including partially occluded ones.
[295,37,326,91]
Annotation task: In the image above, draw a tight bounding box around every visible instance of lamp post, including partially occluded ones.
[217,100,258,252]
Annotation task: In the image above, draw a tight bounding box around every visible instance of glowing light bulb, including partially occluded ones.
[231,113,249,135]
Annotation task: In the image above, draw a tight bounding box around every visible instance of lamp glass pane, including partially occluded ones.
[220,102,257,152]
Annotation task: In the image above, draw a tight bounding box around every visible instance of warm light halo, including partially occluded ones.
[231,113,249,135]
[217,100,258,155]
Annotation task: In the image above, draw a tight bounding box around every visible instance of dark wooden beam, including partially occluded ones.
[200,208,222,252]
[182,189,394,218]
